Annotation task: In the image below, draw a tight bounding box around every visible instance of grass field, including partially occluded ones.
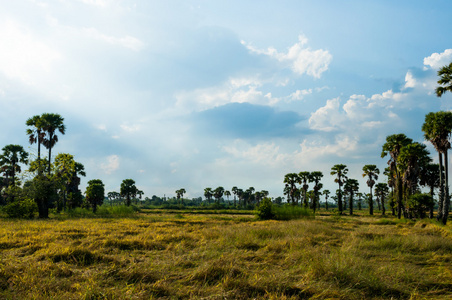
[0,210,451,299]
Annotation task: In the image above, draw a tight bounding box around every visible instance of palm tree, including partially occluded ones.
[299,171,312,208]
[284,173,300,205]
[175,188,186,205]
[362,165,380,216]
[344,178,359,215]
[419,163,440,219]
[0,144,28,188]
[204,187,213,204]
[120,179,137,206]
[422,111,452,224]
[323,189,330,210]
[213,186,225,204]
[374,183,389,216]
[26,115,46,171]
[224,190,231,203]
[356,192,363,210]
[231,186,238,206]
[330,164,348,214]
[398,142,431,217]
[310,171,323,212]
[41,113,66,175]
[381,134,413,219]
[85,179,105,213]
[436,62,452,97]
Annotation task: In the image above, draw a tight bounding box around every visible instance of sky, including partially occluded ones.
[1,0,452,200]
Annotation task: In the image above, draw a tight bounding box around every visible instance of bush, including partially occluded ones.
[3,198,37,219]
[406,193,433,219]
[273,204,312,220]
[256,198,275,220]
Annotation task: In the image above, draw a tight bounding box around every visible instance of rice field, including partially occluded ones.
[0,211,451,299]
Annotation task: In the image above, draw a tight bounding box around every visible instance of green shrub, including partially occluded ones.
[3,198,37,219]
[273,204,312,220]
[255,197,275,220]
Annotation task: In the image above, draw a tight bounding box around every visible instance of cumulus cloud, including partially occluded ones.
[81,27,145,51]
[243,35,332,78]
[0,19,61,85]
[423,49,452,70]
[100,155,120,174]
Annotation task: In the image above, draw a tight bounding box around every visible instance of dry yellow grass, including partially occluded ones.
[0,212,451,299]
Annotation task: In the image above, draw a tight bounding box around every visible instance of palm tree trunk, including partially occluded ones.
[381,196,386,215]
[349,193,353,215]
[338,188,343,215]
[443,150,450,225]
[369,187,373,215]
[429,185,434,219]
[397,172,403,219]
[437,152,444,221]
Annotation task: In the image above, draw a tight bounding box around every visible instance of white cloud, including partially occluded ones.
[81,27,144,51]
[290,89,312,101]
[309,98,344,131]
[404,71,417,88]
[79,0,109,7]
[423,49,452,69]
[0,19,62,85]
[222,141,286,166]
[100,155,120,174]
[243,35,332,78]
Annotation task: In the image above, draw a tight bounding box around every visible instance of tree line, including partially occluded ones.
[0,113,143,218]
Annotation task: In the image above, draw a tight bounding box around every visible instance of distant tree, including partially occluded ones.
[204,187,213,204]
[310,171,323,213]
[356,192,363,210]
[0,144,28,188]
[41,113,66,175]
[85,179,105,213]
[284,173,300,205]
[435,62,452,97]
[331,164,348,214]
[224,190,231,202]
[299,171,312,208]
[107,191,120,206]
[26,115,46,172]
[175,188,186,205]
[362,165,380,215]
[419,163,440,219]
[52,153,85,211]
[231,186,238,206]
[120,179,137,206]
[344,178,359,215]
[374,182,389,216]
[213,186,225,204]
[322,189,330,210]
[422,111,452,224]
[381,134,412,219]
[398,142,431,217]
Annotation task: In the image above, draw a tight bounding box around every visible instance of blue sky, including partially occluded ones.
[1,0,452,199]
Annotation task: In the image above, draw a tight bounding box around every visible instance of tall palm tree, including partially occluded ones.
[344,178,359,215]
[26,115,46,170]
[310,171,323,212]
[436,62,452,97]
[422,111,452,224]
[231,186,238,206]
[224,190,231,203]
[0,144,28,188]
[41,113,66,175]
[381,134,413,219]
[374,182,389,216]
[330,164,348,214]
[362,164,380,216]
[284,173,300,205]
[213,186,225,204]
[204,187,213,204]
[323,189,330,210]
[120,179,137,206]
[299,171,312,208]
[175,188,186,205]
